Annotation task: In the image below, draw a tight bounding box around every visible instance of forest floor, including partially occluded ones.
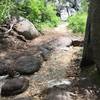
[0,23,100,100]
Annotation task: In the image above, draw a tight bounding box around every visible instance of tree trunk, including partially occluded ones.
[81,0,100,70]
[91,0,100,70]
[80,1,94,68]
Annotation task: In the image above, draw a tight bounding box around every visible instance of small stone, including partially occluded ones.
[1,77,29,97]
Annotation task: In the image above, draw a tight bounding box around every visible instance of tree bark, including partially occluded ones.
[80,1,94,68]
[90,0,100,70]
[81,0,100,70]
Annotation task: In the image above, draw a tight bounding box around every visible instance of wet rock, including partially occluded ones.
[15,55,43,75]
[14,16,40,40]
[1,77,29,97]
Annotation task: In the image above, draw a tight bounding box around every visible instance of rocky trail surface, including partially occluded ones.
[0,23,99,100]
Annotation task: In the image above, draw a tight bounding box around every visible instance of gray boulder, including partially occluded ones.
[14,16,40,40]
[15,55,43,75]
[1,77,29,97]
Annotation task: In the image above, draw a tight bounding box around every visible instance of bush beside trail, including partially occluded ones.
[0,0,60,31]
[68,12,87,34]
[67,0,88,34]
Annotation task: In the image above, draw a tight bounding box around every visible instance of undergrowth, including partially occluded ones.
[0,0,60,31]
[68,12,87,34]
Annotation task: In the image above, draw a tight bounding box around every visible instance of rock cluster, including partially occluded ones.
[0,16,40,50]
[0,34,52,97]
[0,16,45,97]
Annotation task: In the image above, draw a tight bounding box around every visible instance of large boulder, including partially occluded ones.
[14,16,40,40]
[14,55,43,75]
[0,47,44,76]
[1,77,29,97]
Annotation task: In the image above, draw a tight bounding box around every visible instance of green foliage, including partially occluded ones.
[25,0,60,30]
[0,0,15,23]
[0,0,60,30]
[68,13,87,34]
[67,0,88,34]
[81,0,89,12]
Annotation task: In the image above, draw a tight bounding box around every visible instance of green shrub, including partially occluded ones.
[81,0,89,12]
[68,12,87,34]
[0,0,15,23]
[0,0,60,31]
[28,0,60,30]
[16,0,60,31]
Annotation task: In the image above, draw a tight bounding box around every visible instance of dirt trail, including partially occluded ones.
[0,23,99,100]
